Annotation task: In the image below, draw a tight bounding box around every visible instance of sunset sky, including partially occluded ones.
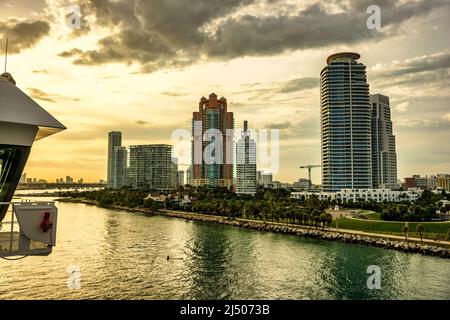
[1,0,449,183]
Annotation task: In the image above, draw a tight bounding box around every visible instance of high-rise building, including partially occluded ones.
[172,157,178,189]
[257,171,273,188]
[186,165,192,185]
[177,170,185,186]
[236,121,257,195]
[320,52,372,192]
[125,167,134,187]
[129,144,175,190]
[113,146,128,189]
[370,94,397,189]
[293,178,311,190]
[66,176,73,184]
[436,174,450,191]
[191,93,234,189]
[427,175,436,190]
[107,131,122,188]
[405,175,429,190]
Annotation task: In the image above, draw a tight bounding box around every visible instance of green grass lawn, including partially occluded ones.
[355,209,375,215]
[363,212,382,220]
[333,217,450,240]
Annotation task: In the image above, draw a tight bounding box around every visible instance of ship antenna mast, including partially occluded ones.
[4,38,8,73]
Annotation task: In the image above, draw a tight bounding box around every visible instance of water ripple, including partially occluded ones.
[0,201,449,299]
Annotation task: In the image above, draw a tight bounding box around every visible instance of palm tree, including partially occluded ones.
[304,213,310,227]
[440,206,447,218]
[297,210,303,225]
[313,215,320,229]
[415,224,424,243]
[326,213,333,228]
[319,213,327,230]
[402,224,409,242]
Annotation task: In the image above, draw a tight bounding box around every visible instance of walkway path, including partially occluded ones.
[161,210,450,248]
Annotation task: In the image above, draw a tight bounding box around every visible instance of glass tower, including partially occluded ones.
[370,94,397,189]
[320,53,372,192]
[129,144,175,190]
[236,121,257,195]
[107,131,122,188]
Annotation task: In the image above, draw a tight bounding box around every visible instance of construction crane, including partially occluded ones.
[299,165,321,191]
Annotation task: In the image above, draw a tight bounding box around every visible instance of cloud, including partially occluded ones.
[229,101,246,108]
[27,88,56,102]
[57,121,182,144]
[270,121,292,129]
[208,0,449,59]
[443,113,450,122]
[395,118,449,131]
[395,101,409,113]
[0,0,47,19]
[232,77,319,101]
[277,77,319,93]
[372,52,450,78]
[392,96,450,132]
[32,68,48,74]
[136,120,150,126]
[59,0,449,72]
[59,0,253,70]
[27,88,80,103]
[160,91,189,97]
[370,52,450,95]
[0,19,50,54]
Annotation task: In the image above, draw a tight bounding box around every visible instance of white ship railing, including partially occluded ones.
[0,201,57,258]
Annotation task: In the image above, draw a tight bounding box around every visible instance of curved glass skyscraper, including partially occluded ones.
[320,53,372,192]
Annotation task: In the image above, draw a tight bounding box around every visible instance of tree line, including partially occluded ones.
[60,187,449,223]
[60,187,333,228]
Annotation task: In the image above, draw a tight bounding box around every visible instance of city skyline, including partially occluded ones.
[2,0,449,183]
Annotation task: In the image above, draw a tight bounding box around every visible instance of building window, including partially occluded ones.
[0,145,31,219]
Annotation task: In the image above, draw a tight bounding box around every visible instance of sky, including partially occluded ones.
[0,0,449,184]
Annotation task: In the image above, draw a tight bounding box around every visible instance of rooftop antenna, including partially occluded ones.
[4,38,8,73]
[1,38,16,85]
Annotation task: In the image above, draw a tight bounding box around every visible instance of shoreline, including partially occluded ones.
[58,198,450,259]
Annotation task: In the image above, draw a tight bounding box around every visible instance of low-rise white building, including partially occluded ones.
[290,192,334,201]
[291,189,421,203]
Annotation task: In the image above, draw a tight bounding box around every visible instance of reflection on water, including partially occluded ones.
[0,200,449,299]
